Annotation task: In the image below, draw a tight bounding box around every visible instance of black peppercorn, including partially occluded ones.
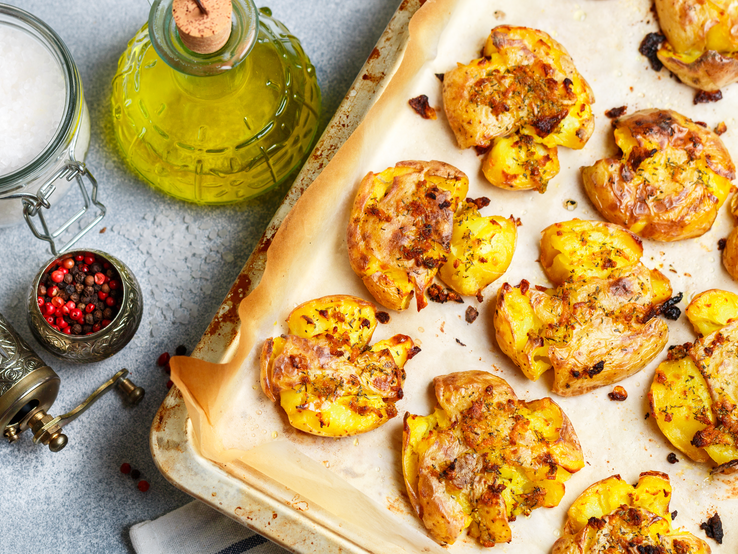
[93,310,103,322]
[71,324,82,334]
[65,284,76,295]
[103,308,113,319]
[63,273,73,284]
[85,313,94,325]
[82,324,92,333]
[74,273,85,283]
[90,263,102,274]
[70,293,79,303]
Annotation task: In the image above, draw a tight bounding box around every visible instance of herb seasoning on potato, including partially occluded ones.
[442,26,594,192]
[260,295,419,436]
[582,109,735,242]
[347,161,516,311]
[402,371,584,546]
[553,472,711,553]
[494,220,676,396]
[649,288,738,467]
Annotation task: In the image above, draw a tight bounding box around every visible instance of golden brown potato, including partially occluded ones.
[582,109,735,241]
[722,226,738,280]
[402,371,583,547]
[649,289,738,467]
[656,0,738,92]
[437,202,517,297]
[443,26,594,191]
[495,220,674,396]
[539,219,645,285]
[481,133,560,192]
[722,194,738,280]
[260,295,419,437]
[553,472,710,554]
[347,161,468,311]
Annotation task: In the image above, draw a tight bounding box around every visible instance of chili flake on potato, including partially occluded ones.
[494,220,675,396]
[582,109,735,242]
[553,472,710,554]
[260,295,419,437]
[442,25,594,192]
[402,371,584,547]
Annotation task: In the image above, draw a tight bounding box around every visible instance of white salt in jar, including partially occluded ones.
[0,5,104,254]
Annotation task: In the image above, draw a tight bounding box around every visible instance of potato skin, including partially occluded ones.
[347,160,468,311]
[553,472,710,554]
[260,295,417,437]
[402,371,583,547]
[582,109,735,241]
[656,0,738,91]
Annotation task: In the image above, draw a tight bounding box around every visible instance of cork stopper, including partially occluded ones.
[172,0,232,54]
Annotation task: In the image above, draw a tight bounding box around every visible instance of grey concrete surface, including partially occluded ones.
[0,1,401,552]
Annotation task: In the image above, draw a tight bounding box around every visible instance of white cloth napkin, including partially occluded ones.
[130,500,291,554]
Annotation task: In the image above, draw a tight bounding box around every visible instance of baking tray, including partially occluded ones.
[154,0,738,551]
[151,2,422,552]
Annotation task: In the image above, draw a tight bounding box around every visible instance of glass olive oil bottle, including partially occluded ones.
[111,0,320,204]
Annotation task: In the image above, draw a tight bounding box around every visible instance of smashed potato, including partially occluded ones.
[443,26,594,192]
[582,109,735,241]
[402,371,583,547]
[437,202,517,297]
[495,219,674,396]
[722,195,738,280]
[656,0,738,92]
[650,289,738,468]
[260,295,419,437]
[553,472,710,554]
[347,161,468,311]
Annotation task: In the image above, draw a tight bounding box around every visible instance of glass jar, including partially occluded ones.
[0,5,104,255]
[111,0,321,204]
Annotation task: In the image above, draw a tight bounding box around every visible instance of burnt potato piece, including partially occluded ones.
[582,109,735,242]
[650,289,738,467]
[260,295,418,437]
[494,220,673,396]
[656,0,738,92]
[347,161,468,311]
[553,472,711,554]
[443,26,594,192]
[402,371,584,546]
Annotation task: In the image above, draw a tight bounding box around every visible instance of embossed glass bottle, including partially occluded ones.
[111,0,321,204]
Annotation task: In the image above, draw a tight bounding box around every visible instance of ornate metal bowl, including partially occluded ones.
[27,249,143,363]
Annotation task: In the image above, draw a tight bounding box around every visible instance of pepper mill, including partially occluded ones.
[0,312,143,451]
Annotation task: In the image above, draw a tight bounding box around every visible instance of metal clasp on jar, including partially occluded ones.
[5,156,105,256]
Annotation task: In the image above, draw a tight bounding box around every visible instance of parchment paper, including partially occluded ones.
[172,0,738,551]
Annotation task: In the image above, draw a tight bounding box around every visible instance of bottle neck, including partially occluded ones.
[149,0,258,77]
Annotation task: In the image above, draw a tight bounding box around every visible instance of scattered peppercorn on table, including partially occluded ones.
[0,1,402,552]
